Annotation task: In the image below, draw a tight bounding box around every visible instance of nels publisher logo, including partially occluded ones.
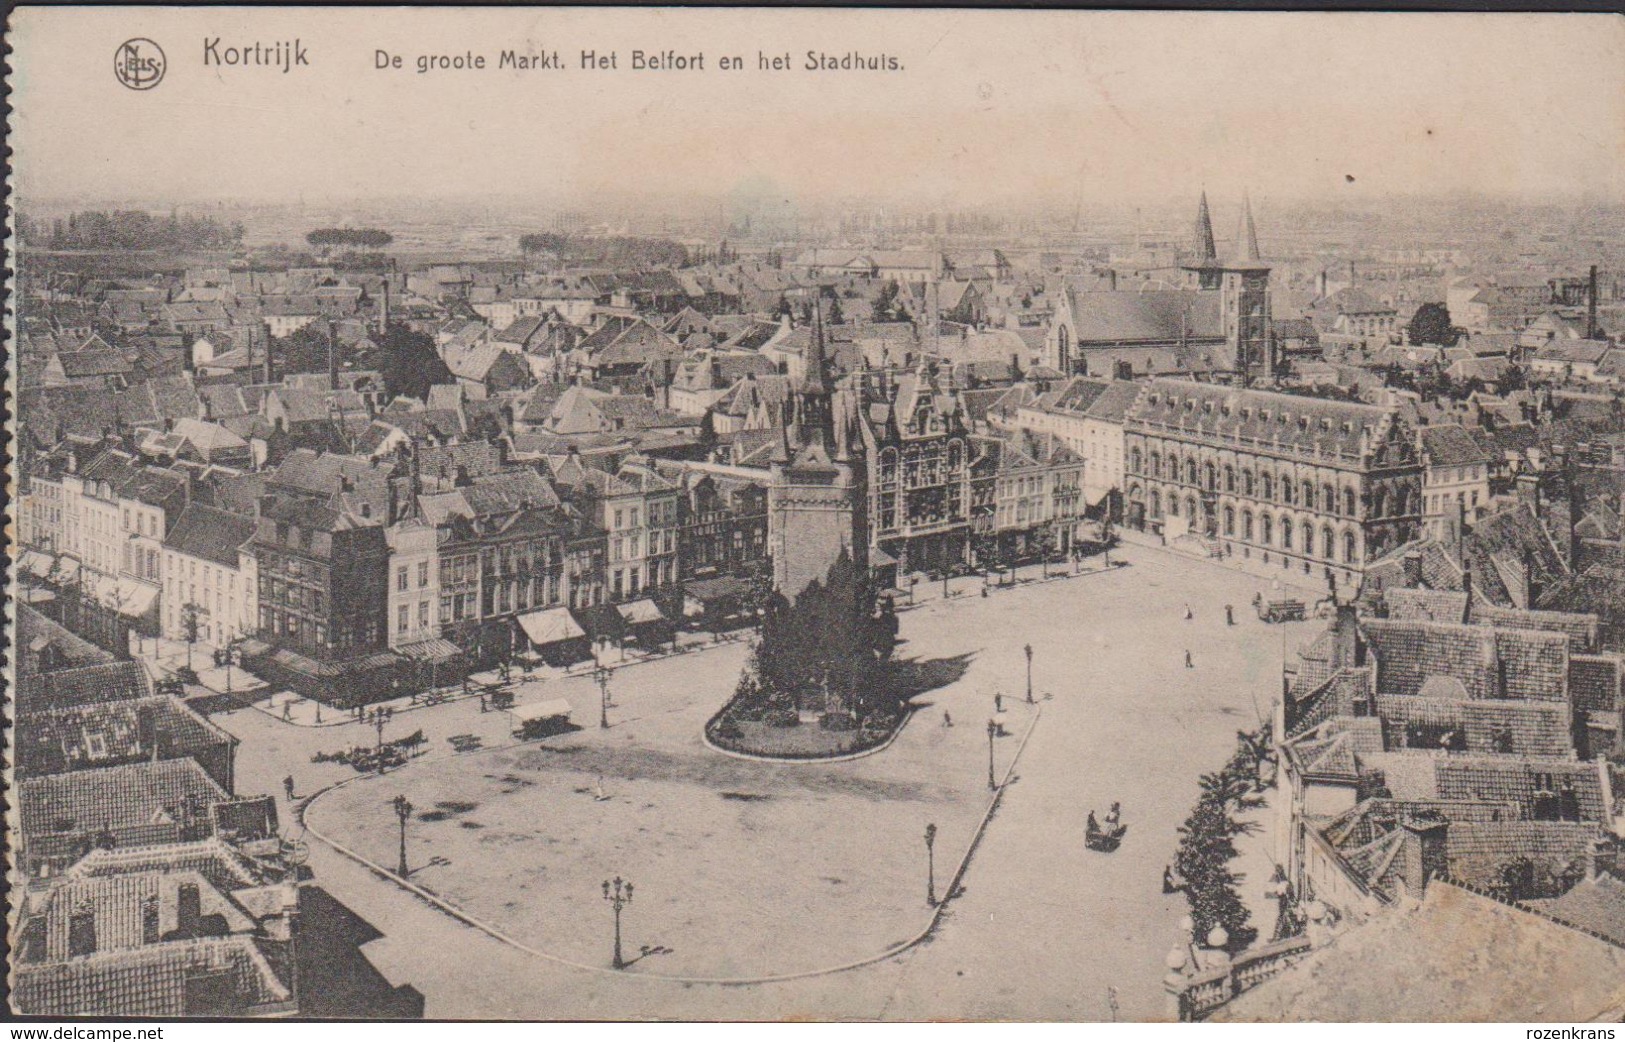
[114,38,166,90]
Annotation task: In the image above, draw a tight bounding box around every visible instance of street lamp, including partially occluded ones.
[987,719,998,791]
[374,706,395,769]
[1024,643,1034,704]
[924,823,938,906]
[593,665,614,729]
[392,794,413,876]
[602,876,634,969]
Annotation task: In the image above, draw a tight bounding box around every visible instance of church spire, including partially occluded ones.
[803,292,830,395]
[1194,191,1217,261]
[1235,191,1261,263]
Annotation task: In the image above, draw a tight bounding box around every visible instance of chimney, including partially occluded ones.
[1587,264,1599,340]
[1515,472,1541,518]
[141,895,161,945]
[1402,552,1423,589]
[176,882,202,940]
[328,320,340,392]
[1331,602,1361,672]
[67,904,97,958]
[1399,817,1449,898]
[262,321,275,384]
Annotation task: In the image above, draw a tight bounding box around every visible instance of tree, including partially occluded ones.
[872,280,902,323]
[369,324,453,402]
[306,228,394,249]
[826,293,845,326]
[1173,732,1265,950]
[1407,302,1459,347]
[179,601,207,674]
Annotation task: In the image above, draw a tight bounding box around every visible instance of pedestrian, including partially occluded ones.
[1163,865,1179,894]
[1184,649,1194,669]
[282,700,292,722]
[1225,604,1235,626]
[283,775,295,800]
[1184,603,1193,620]
[994,693,1003,713]
[943,710,953,728]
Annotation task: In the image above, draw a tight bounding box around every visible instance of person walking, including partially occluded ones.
[943,710,953,728]
[283,775,296,801]
[1225,604,1235,626]
[1184,603,1193,620]
[1184,649,1194,669]
[994,692,1003,713]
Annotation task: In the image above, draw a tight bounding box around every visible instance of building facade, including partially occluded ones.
[1124,379,1423,587]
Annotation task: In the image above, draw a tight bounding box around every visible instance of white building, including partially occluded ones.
[160,503,260,649]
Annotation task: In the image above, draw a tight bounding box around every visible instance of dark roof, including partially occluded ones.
[17,662,154,715]
[15,695,237,780]
[19,759,229,842]
[163,504,258,568]
[13,936,295,1017]
[1421,424,1491,468]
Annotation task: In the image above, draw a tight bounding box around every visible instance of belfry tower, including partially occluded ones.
[1217,193,1273,384]
[769,300,869,598]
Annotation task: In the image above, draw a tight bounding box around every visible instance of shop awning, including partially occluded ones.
[50,556,80,584]
[116,578,160,619]
[517,607,587,646]
[398,637,464,664]
[617,598,665,625]
[507,698,573,723]
[18,549,55,579]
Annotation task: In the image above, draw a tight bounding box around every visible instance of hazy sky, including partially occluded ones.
[11,8,1625,209]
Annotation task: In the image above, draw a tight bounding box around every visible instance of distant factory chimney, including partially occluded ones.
[1587,264,1599,340]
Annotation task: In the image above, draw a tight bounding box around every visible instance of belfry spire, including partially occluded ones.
[1235,191,1261,263]
[1194,191,1217,261]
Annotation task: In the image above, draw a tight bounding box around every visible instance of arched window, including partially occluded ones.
[1225,465,1236,492]
[1187,495,1198,520]
[1282,478,1295,506]
[1373,487,1388,518]
[1344,487,1357,517]
[1322,526,1335,560]
[1324,484,1337,514]
[1302,480,1315,509]
[1261,514,1274,545]
[1130,447,1143,474]
[1395,487,1410,516]
[1186,459,1198,485]
[1242,510,1254,541]
[1343,530,1357,563]
[1224,506,1235,535]
[947,439,964,472]
[1150,452,1162,479]
[1151,490,1162,518]
[879,447,899,483]
[1261,473,1274,500]
[1168,495,1179,517]
[1205,463,1217,491]
[1242,470,1255,497]
[1281,517,1294,550]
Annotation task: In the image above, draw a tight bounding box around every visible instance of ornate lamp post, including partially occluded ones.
[374,706,395,769]
[987,719,998,790]
[1024,643,1034,704]
[593,664,614,729]
[392,794,413,876]
[924,823,938,906]
[602,876,634,969]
